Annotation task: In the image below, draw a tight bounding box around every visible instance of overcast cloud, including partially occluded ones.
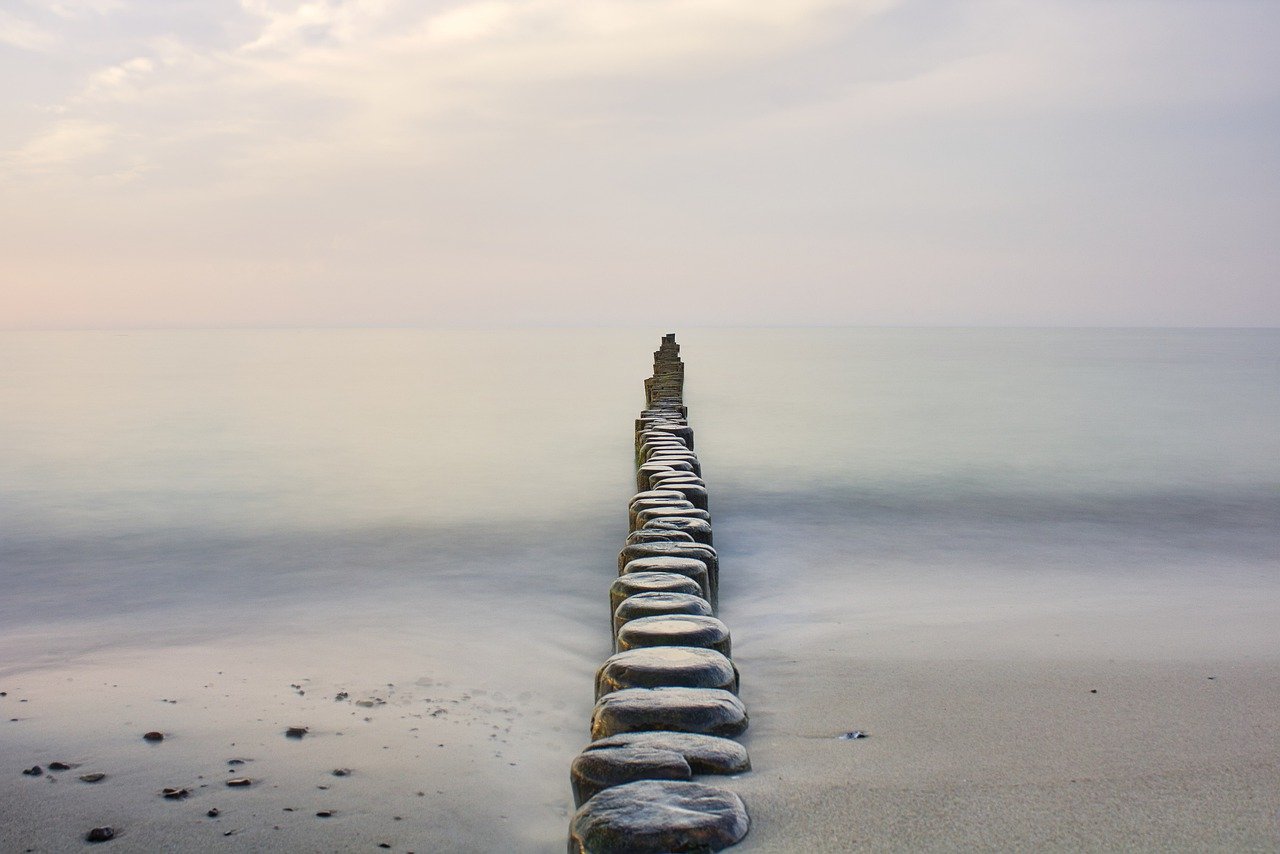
[1,0,1277,327]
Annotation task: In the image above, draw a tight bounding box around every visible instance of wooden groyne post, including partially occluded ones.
[568,334,752,853]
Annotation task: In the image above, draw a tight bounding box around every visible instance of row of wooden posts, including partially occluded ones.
[567,334,752,853]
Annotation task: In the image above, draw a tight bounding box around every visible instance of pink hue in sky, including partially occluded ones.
[1,0,1278,328]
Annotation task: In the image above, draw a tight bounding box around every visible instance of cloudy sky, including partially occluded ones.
[1,0,1277,328]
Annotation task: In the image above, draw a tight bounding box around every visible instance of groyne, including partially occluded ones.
[568,334,751,853]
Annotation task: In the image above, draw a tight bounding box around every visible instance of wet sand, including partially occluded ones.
[0,570,607,852]
[1,648,591,852]
[730,656,1280,852]
[715,551,1280,853]
[7,602,1276,852]
[5,518,1278,852]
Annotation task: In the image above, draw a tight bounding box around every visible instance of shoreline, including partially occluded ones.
[4,579,1278,852]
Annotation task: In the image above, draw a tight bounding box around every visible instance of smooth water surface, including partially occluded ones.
[1,328,1277,851]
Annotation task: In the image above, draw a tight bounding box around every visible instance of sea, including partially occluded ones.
[1,328,1277,851]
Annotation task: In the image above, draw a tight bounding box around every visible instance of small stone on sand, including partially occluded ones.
[85,827,116,843]
[142,732,164,742]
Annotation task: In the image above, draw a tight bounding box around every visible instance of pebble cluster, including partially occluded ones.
[568,334,751,853]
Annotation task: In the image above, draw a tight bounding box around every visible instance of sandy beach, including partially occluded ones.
[1,626,593,851]
[713,485,1280,852]
[7,582,1276,852]
[730,651,1280,851]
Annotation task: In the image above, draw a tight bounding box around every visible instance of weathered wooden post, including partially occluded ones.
[568,334,751,853]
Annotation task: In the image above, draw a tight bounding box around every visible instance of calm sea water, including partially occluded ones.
[1,328,1277,850]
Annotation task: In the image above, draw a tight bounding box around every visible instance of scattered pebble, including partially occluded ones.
[48,762,73,771]
[79,773,107,783]
[227,759,249,765]
[206,808,220,818]
[315,810,334,818]
[161,787,191,800]
[1089,689,1098,694]
[285,726,308,738]
[838,731,867,740]
[226,778,252,787]
[143,731,164,742]
[85,827,115,843]
[378,844,391,849]
[331,768,352,777]
[335,692,349,701]
[22,765,42,776]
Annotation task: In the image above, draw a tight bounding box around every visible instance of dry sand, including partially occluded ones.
[716,580,1280,853]
[728,656,1279,852]
[6,580,1277,853]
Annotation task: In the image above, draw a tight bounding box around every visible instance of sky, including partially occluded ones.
[1,0,1278,328]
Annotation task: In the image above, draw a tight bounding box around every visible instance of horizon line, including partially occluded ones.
[2,322,1279,333]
